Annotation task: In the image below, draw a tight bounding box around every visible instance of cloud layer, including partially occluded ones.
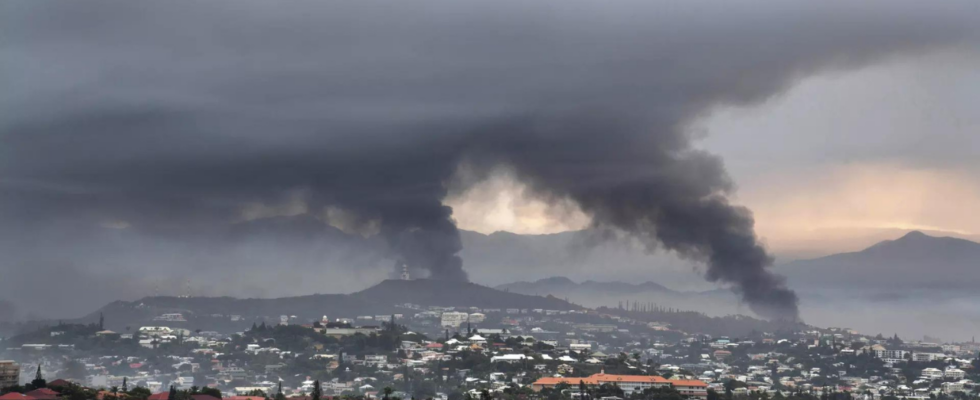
[2,0,979,320]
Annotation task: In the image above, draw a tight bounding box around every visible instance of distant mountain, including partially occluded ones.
[497,276,674,296]
[496,276,745,317]
[61,279,579,334]
[779,231,980,292]
[459,229,708,291]
[353,279,578,310]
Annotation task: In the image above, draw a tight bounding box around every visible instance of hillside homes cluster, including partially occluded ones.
[2,303,978,400]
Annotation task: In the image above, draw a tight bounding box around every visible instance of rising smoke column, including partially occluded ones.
[461,114,797,319]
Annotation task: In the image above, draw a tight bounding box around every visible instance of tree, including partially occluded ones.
[30,365,46,389]
[384,387,394,400]
[311,380,321,400]
[169,386,178,400]
[275,382,286,400]
[200,387,222,399]
[1,385,26,395]
[122,378,128,393]
[128,387,152,400]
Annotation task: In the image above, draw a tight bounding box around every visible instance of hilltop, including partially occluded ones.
[354,279,578,310]
[780,231,980,292]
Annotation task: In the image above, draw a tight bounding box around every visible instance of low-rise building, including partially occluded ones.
[533,373,677,396]
[672,379,709,399]
[921,368,943,380]
[440,312,469,328]
[944,368,965,380]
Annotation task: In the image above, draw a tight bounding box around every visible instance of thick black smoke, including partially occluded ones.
[2,0,979,319]
[456,114,799,318]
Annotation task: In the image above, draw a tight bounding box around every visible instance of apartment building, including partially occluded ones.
[0,361,19,389]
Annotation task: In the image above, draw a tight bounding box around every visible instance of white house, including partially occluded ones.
[921,368,943,380]
[491,354,528,363]
[944,368,965,380]
[942,382,965,393]
[440,312,469,328]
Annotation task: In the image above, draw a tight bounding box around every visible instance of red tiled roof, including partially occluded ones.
[0,394,36,400]
[533,373,670,386]
[25,389,60,400]
[47,380,72,388]
[148,393,217,400]
[96,390,132,400]
[25,389,58,396]
[147,393,169,400]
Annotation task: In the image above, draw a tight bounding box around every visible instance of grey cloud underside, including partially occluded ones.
[2,0,979,320]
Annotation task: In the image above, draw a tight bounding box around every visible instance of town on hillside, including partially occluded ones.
[2,298,979,400]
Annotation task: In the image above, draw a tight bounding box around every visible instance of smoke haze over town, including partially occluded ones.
[2,0,980,340]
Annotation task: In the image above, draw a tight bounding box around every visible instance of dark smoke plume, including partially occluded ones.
[2,0,979,319]
[458,114,798,319]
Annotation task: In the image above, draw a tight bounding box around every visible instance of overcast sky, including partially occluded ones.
[2,0,980,319]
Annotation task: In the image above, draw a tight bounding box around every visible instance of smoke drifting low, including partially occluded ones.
[2,0,979,320]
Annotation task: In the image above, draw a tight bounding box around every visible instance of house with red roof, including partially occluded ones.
[46,380,72,389]
[147,393,220,400]
[0,394,36,400]
[24,388,60,400]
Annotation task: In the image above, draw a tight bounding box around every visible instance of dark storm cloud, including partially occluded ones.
[2,0,978,319]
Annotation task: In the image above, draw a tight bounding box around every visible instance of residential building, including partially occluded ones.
[153,313,187,322]
[942,382,965,394]
[912,353,944,362]
[532,373,674,395]
[468,313,486,324]
[139,326,173,337]
[921,368,943,380]
[25,388,60,400]
[874,348,908,360]
[944,368,965,380]
[0,361,19,389]
[440,312,469,328]
[672,380,710,400]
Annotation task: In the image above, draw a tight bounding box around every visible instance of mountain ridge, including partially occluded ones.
[53,279,581,334]
[779,230,980,291]
[496,276,676,294]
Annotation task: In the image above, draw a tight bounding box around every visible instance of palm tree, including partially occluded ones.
[110,386,119,400]
[383,387,394,400]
